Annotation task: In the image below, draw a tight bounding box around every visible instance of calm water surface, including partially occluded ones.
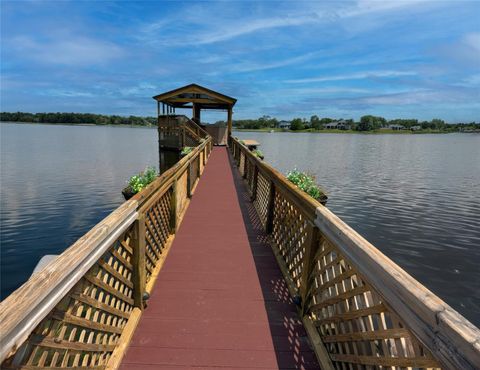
[1,123,479,326]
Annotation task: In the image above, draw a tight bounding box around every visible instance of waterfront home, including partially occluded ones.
[411,125,422,131]
[388,124,406,130]
[278,120,291,129]
[325,119,351,130]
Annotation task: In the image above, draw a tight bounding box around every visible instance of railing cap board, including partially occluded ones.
[0,199,139,362]
[314,205,480,370]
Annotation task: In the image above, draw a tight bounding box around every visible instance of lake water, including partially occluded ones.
[1,123,479,327]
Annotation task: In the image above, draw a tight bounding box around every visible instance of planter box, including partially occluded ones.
[122,187,135,201]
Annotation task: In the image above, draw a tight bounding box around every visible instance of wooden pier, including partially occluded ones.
[0,85,479,370]
[120,147,319,369]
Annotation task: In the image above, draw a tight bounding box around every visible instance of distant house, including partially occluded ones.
[278,120,291,129]
[388,124,405,130]
[411,125,421,131]
[325,119,351,130]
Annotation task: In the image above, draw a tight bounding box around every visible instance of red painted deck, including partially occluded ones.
[120,147,320,369]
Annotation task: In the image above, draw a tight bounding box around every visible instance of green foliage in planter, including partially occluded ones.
[127,166,158,194]
[286,169,326,200]
[181,146,193,156]
[253,149,264,159]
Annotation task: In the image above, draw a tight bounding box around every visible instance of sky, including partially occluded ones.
[1,0,479,123]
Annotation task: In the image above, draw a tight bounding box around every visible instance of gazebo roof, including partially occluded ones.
[153,83,237,110]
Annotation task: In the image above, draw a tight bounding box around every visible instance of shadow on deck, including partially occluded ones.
[120,147,320,369]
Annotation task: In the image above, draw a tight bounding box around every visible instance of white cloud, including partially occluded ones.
[433,32,480,67]
[344,0,434,17]
[285,70,417,83]
[462,32,480,53]
[194,15,321,45]
[10,36,124,66]
[229,52,320,73]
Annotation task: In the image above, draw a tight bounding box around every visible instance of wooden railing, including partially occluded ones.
[0,137,213,370]
[230,136,480,370]
[183,117,209,140]
[158,115,208,149]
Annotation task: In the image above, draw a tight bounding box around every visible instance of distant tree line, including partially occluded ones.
[0,112,157,126]
[228,115,479,131]
[2,112,478,132]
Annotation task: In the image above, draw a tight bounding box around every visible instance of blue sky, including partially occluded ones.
[1,0,479,122]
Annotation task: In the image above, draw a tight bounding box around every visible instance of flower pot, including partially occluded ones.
[316,194,328,205]
[122,186,135,201]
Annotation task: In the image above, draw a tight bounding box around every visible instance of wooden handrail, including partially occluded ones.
[314,206,480,369]
[182,116,209,139]
[0,136,213,367]
[229,136,480,370]
[0,201,138,361]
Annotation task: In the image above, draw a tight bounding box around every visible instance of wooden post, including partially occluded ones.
[265,181,276,233]
[170,180,177,233]
[132,214,146,308]
[243,156,248,179]
[187,162,192,197]
[193,104,201,123]
[197,154,201,179]
[227,107,233,139]
[300,223,320,313]
[251,166,259,201]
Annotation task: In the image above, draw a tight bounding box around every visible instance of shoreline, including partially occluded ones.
[2,122,476,134]
[233,128,457,134]
[0,121,156,129]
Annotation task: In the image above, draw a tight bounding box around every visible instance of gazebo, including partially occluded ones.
[153,83,237,146]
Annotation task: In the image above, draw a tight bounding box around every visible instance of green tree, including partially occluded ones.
[290,118,305,131]
[310,115,322,130]
[358,115,386,131]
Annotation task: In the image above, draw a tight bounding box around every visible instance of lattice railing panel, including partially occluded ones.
[6,226,136,369]
[144,188,173,283]
[271,190,308,288]
[252,171,270,228]
[306,239,441,369]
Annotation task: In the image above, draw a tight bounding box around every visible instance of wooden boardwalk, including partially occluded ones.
[120,147,320,369]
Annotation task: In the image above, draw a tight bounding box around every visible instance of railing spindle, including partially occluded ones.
[170,180,178,232]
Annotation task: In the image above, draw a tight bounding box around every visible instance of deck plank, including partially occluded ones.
[120,147,320,369]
